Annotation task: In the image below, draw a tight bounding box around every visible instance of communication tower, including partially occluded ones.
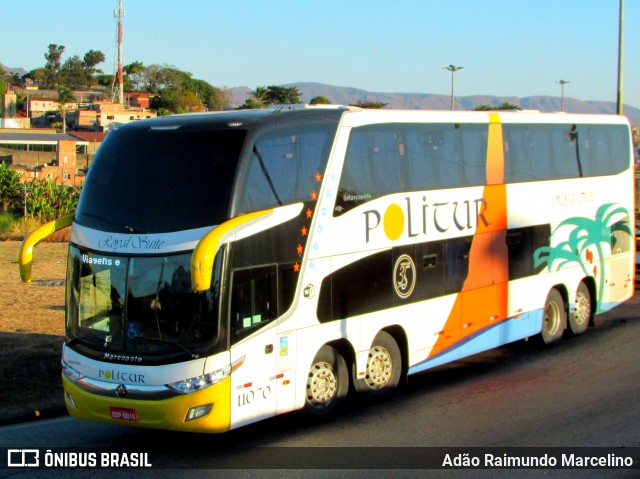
[110,0,125,105]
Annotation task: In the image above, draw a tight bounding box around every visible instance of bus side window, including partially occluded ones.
[230,265,278,344]
[234,124,336,215]
[581,125,630,177]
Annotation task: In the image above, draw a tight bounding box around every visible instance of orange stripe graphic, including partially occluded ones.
[428,114,508,358]
[486,113,505,185]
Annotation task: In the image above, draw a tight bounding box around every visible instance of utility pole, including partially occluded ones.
[111,0,125,105]
[442,65,463,111]
[616,0,624,115]
[556,80,570,112]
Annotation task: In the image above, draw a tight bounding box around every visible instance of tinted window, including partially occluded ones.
[504,124,579,182]
[336,123,488,214]
[233,123,336,214]
[76,127,246,233]
[580,124,630,176]
[503,123,630,182]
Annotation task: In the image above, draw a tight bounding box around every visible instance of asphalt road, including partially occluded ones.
[2,292,639,478]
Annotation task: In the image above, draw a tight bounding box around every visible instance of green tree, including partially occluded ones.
[202,86,229,111]
[474,102,522,111]
[182,77,227,111]
[0,66,10,93]
[57,49,105,88]
[24,68,48,86]
[0,69,15,88]
[264,85,301,105]
[349,100,387,109]
[153,87,202,114]
[144,65,228,113]
[44,44,65,88]
[124,61,145,91]
[310,96,331,105]
[82,50,105,86]
[244,86,268,109]
[94,73,113,88]
[9,73,21,86]
[142,64,180,93]
[241,85,302,109]
[57,87,76,133]
[60,55,86,87]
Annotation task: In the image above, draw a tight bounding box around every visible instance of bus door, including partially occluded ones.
[228,265,278,428]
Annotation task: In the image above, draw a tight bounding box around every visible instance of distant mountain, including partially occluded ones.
[0,62,28,78]
[227,82,640,124]
[3,64,637,124]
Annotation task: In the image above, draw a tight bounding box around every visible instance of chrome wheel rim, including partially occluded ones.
[306,361,337,409]
[574,291,590,327]
[365,346,392,389]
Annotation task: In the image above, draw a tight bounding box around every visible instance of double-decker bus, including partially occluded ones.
[20,105,634,432]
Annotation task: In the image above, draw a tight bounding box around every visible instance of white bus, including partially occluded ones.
[20,106,635,433]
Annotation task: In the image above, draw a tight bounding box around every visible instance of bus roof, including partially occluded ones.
[114,104,630,133]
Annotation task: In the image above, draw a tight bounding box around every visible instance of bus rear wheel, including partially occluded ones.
[303,345,348,418]
[541,289,566,345]
[353,331,402,399]
[569,282,591,335]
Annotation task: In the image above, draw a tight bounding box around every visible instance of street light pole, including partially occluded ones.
[616,0,624,115]
[442,65,463,110]
[556,80,570,112]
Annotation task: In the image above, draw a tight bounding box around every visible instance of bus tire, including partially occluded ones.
[353,331,402,399]
[303,345,348,418]
[541,289,566,345]
[569,282,591,335]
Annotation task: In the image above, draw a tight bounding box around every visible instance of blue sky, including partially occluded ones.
[2,0,639,107]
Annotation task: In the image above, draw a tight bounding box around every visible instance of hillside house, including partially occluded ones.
[67,100,156,131]
[0,130,90,185]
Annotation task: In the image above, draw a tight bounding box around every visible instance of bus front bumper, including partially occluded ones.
[62,374,231,433]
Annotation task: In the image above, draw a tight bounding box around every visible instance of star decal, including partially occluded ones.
[315,172,322,182]
[306,208,313,219]
[293,262,301,273]
[296,244,304,255]
[301,225,308,236]
[311,190,318,201]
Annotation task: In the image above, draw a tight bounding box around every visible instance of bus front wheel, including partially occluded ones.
[303,345,348,418]
[541,289,566,345]
[353,331,402,399]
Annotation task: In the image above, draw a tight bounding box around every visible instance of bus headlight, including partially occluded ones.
[62,360,85,382]
[167,356,245,394]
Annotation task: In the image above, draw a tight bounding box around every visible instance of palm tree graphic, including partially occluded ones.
[533,203,632,303]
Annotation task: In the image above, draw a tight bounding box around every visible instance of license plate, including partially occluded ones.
[110,407,138,421]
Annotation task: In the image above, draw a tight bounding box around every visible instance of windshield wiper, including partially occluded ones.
[80,212,146,234]
[155,260,166,340]
[253,146,283,206]
[132,335,200,359]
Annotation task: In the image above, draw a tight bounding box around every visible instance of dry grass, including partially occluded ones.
[0,240,68,423]
[0,217,42,241]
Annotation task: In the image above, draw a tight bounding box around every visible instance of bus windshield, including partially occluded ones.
[75,126,247,234]
[66,245,223,359]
